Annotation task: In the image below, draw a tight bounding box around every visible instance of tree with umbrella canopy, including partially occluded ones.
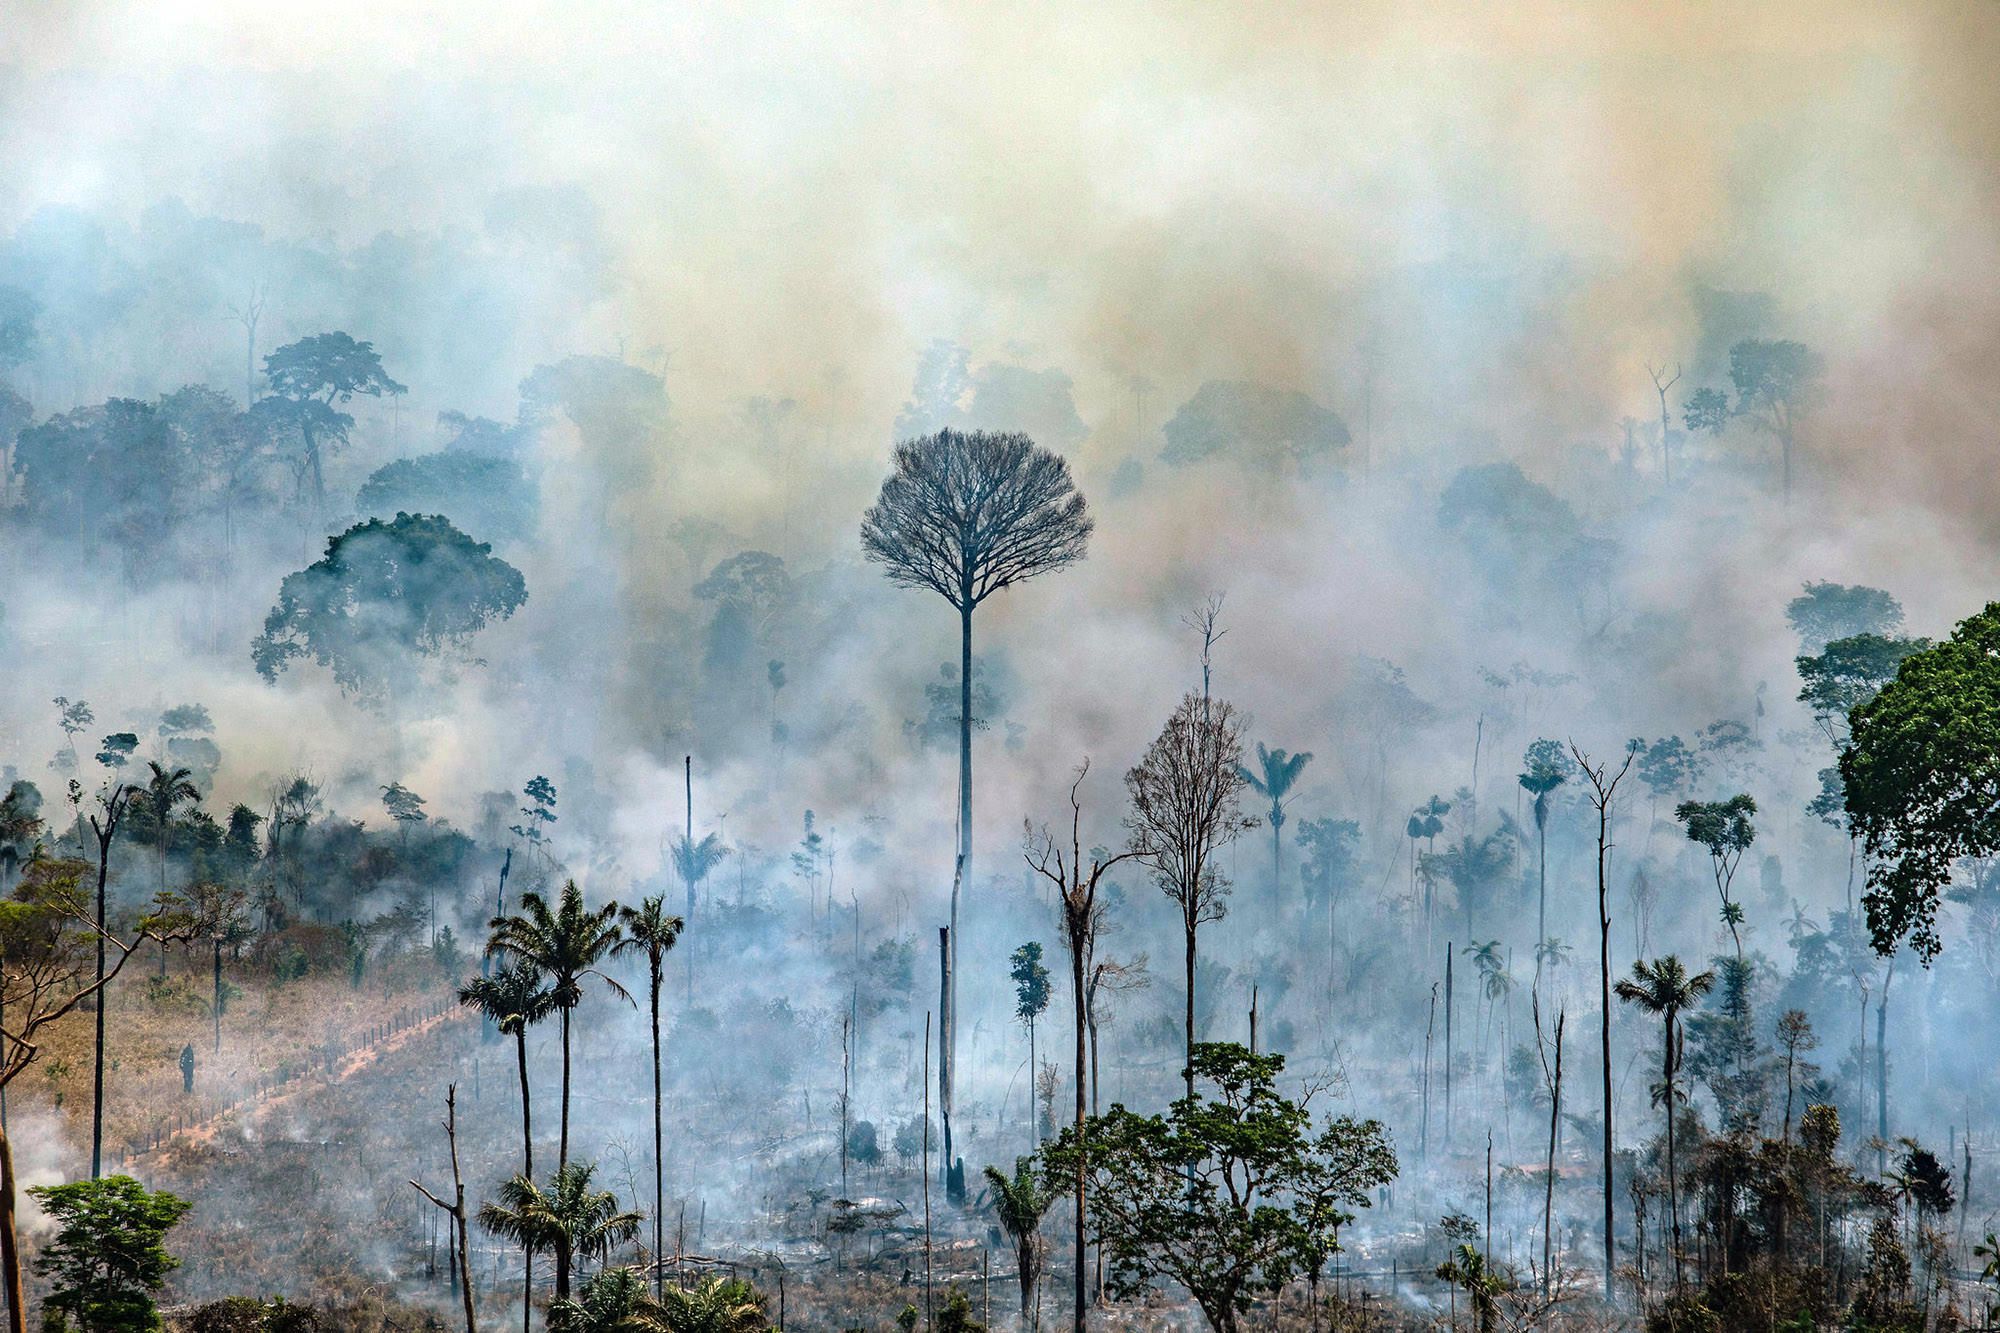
[860,427,1093,1169]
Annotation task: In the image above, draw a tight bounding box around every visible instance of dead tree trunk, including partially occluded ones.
[409,1084,477,1333]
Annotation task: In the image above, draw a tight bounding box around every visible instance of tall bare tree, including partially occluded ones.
[1026,761,1136,1333]
[1570,739,1635,1303]
[861,427,1093,1171]
[1125,693,1257,1103]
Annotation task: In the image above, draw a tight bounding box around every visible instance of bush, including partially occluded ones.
[181,1299,321,1333]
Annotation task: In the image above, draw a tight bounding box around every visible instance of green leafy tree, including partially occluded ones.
[1840,604,2000,961]
[1434,1242,1506,1333]
[983,1157,1055,1329]
[486,881,629,1171]
[477,1162,642,1304]
[1042,1043,1396,1333]
[1614,955,1714,1290]
[1009,942,1051,1144]
[547,1266,648,1333]
[252,513,527,700]
[1675,795,1756,958]
[27,1175,193,1333]
[639,1275,768,1332]
[379,782,428,847]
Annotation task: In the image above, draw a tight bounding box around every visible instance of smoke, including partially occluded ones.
[0,0,1998,1310]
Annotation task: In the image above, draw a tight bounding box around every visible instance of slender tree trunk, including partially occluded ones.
[1666,1014,1682,1290]
[213,938,223,1054]
[651,964,664,1301]
[1598,843,1614,1302]
[1183,920,1197,1105]
[1543,1014,1562,1298]
[1070,937,1087,1333]
[91,829,109,1180]
[0,1122,21,1333]
[559,1006,572,1173]
[950,603,973,1183]
[1536,817,1548,950]
[515,1029,534,1179]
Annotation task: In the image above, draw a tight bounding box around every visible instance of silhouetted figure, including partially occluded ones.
[179,1043,195,1094]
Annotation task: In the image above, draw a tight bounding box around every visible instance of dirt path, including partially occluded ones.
[121,999,469,1166]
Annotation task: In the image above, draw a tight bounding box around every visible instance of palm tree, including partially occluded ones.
[639,1276,769,1332]
[614,895,684,1299]
[1238,743,1312,910]
[488,880,630,1171]
[460,965,557,1178]
[547,1265,650,1333]
[1434,1242,1504,1333]
[669,833,726,923]
[984,1157,1055,1330]
[142,763,200,967]
[478,1162,643,1303]
[1614,955,1714,1290]
[1517,742,1567,956]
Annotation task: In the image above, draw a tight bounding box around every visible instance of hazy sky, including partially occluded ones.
[4,1,1995,505]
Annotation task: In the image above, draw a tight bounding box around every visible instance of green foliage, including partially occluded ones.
[1632,736,1703,802]
[1436,462,1578,553]
[1841,602,2000,960]
[185,1297,320,1332]
[1796,634,1926,748]
[29,1175,193,1333]
[1435,1243,1507,1333]
[547,1265,647,1333]
[1009,942,1050,1026]
[641,1276,768,1332]
[935,1287,984,1333]
[476,1162,642,1301]
[251,513,527,698]
[1041,1042,1396,1332]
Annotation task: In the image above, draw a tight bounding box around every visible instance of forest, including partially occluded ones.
[1,4,1999,1332]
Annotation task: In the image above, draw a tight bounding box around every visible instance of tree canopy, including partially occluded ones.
[251,512,528,699]
[1842,602,2000,960]
[1160,380,1348,471]
[1042,1042,1396,1333]
[860,427,1092,613]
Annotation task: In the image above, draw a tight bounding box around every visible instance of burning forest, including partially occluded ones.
[2,4,2000,1330]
